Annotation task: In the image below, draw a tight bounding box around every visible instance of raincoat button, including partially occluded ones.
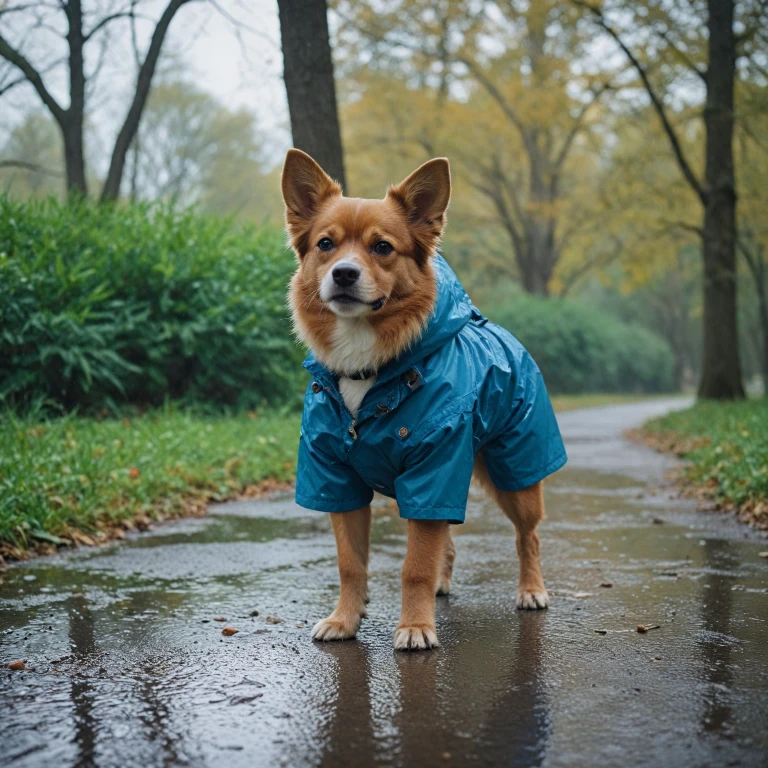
[311,382,322,393]
[398,427,409,438]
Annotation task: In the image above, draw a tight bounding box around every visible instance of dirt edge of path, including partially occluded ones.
[0,479,295,567]
[626,427,768,534]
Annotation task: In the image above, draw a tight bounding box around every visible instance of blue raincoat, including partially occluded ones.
[296,255,567,523]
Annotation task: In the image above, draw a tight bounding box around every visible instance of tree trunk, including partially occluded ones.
[697,0,745,399]
[759,293,768,393]
[61,120,87,198]
[751,248,768,392]
[63,0,87,198]
[277,0,346,189]
[519,249,550,296]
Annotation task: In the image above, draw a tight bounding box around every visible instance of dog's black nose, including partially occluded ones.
[332,264,360,288]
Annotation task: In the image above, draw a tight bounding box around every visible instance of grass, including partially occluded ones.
[0,391,668,558]
[0,406,301,557]
[640,399,768,529]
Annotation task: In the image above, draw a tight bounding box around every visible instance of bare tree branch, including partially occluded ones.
[0,72,28,97]
[558,235,625,297]
[573,0,707,205]
[0,159,63,177]
[458,56,526,137]
[0,32,65,123]
[0,2,59,17]
[656,29,707,83]
[84,10,152,42]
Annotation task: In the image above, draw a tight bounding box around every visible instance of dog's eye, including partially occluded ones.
[317,238,334,251]
[373,241,393,256]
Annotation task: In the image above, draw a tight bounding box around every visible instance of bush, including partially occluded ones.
[484,294,675,394]
[0,196,304,411]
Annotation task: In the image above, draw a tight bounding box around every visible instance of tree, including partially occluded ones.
[335,0,614,295]
[0,0,195,201]
[277,0,346,188]
[128,80,282,223]
[573,0,766,398]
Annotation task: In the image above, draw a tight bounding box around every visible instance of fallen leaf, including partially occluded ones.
[222,626,239,636]
[637,624,661,633]
[296,623,304,629]
[8,660,25,670]
[599,582,613,588]
[594,629,607,635]
[573,592,592,599]
[652,656,662,662]
[213,616,227,622]
[129,467,140,480]
[265,615,284,624]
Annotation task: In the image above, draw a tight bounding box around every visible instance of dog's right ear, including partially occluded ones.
[387,158,451,263]
[282,149,341,257]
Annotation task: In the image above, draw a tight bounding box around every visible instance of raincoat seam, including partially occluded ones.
[398,503,466,513]
[295,492,373,511]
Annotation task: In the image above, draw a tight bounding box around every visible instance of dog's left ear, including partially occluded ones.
[282,149,342,257]
[387,158,451,261]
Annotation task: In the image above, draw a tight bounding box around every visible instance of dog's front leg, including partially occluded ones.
[394,519,448,650]
[312,505,371,641]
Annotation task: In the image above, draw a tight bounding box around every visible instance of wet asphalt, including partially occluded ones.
[2,397,768,768]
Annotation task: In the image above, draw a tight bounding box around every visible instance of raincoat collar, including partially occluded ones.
[302,254,475,389]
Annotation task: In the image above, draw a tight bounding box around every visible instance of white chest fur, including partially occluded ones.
[339,375,378,417]
[324,318,378,417]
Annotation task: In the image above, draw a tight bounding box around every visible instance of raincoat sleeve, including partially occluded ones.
[295,430,374,513]
[395,409,475,524]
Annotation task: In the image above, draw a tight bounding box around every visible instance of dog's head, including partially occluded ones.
[283,150,451,367]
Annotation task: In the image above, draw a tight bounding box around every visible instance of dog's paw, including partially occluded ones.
[311,615,359,642]
[436,577,451,596]
[394,624,439,651]
[516,588,549,610]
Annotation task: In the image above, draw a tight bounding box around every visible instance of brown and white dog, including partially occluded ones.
[282,149,550,650]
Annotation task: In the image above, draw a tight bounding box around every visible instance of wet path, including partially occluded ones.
[2,398,767,768]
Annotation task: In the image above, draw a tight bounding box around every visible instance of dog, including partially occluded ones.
[282,149,567,650]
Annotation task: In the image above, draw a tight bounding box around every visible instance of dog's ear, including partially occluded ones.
[387,158,451,262]
[282,149,342,257]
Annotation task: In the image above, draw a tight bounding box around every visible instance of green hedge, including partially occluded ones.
[0,197,304,411]
[485,294,675,394]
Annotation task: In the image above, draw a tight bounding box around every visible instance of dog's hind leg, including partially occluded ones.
[312,505,371,641]
[436,528,455,596]
[394,519,449,650]
[473,455,548,610]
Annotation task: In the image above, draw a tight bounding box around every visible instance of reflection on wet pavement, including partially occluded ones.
[2,399,767,767]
